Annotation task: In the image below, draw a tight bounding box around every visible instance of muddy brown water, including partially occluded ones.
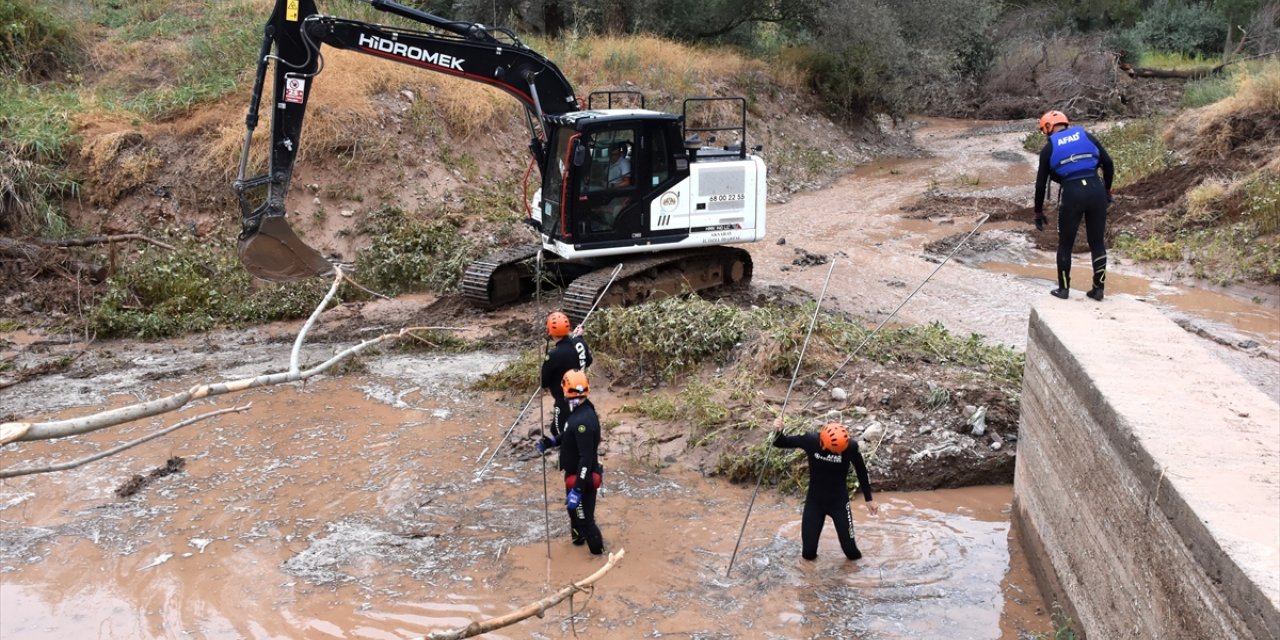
[0,352,1046,639]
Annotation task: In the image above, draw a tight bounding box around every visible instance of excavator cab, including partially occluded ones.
[539,113,688,248]
[237,0,765,319]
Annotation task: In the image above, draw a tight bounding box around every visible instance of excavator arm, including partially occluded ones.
[234,0,578,281]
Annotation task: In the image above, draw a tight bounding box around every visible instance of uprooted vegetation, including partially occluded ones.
[475,295,1025,491]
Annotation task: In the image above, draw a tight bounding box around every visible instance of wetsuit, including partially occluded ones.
[540,335,592,437]
[561,398,604,554]
[1034,125,1114,294]
[773,432,873,560]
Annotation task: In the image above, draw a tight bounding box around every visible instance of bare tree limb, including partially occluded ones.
[0,405,251,479]
[425,548,626,640]
[40,234,175,251]
[0,267,464,447]
[292,267,346,373]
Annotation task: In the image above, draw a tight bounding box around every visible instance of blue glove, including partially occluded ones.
[537,435,557,454]
[566,487,582,510]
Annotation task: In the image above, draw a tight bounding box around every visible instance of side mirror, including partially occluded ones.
[572,143,587,167]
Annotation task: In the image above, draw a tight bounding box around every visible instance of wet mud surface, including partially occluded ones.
[748,117,1279,401]
[1,351,1046,639]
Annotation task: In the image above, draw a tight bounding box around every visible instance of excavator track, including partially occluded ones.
[461,244,541,307]
[561,247,753,323]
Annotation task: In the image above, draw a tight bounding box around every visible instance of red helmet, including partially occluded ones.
[562,369,589,399]
[1038,110,1070,135]
[546,311,571,338]
[819,422,850,454]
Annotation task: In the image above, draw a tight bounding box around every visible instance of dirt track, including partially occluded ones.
[750,117,1279,399]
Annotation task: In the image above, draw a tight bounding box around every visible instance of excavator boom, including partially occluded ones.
[234,0,576,281]
[234,1,767,317]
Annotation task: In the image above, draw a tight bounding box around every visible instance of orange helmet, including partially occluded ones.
[546,311,571,338]
[819,422,850,455]
[562,369,589,399]
[1038,110,1069,135]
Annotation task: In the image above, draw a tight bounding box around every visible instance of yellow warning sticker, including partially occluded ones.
[286,0,299,21]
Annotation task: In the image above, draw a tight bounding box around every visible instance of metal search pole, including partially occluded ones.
[726,259,837,576]
[474,389,540,480]
[796,213,991,415]
[579,264,623,326]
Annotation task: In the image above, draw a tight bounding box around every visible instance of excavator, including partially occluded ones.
[235,0,767,320]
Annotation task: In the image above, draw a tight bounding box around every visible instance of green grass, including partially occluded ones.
[0,80,81,235]
[1095,118,1172,189]
[1138,51,1221,71]
[621,379,733,442]
[93,1,261,118]
[1182,74,1235,108]
[0,80,79,165]
[1,0,82,79]
[1112,232,1183,262]
[1185,223,1280,284]
[1117,169,1280,283]
[472,349,543,393]
[1029,606,1080,640]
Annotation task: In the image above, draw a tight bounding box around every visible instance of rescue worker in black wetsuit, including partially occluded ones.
[773,417,878,560]
[546,369,605,554]
[1033,110,1115,301]
[538,311,592,439]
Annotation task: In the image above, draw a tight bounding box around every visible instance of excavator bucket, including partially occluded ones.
[237,216,334,281]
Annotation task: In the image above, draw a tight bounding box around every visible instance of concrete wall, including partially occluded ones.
[1014,298,1279,640]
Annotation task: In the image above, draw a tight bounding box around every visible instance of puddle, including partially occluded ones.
[984,261,1280,348]
[0,368,1048,639]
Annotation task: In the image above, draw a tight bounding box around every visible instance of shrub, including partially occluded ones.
[1096,118,1174,188]
[1129,0,1226,57]
[590,295,751,380]
[356,207,479,296]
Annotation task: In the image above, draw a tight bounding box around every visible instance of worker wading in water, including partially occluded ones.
[1033,110,1115,301]
[540,369,605,554]
[773,417,878,560]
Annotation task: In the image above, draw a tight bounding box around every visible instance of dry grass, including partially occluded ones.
[535,35,792,101]
[1184,178,1229,223]
[1175,60,1280,159]
[78,129,161,206]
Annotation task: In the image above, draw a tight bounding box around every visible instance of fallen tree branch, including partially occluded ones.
[40,234,175,251]
[0,237,106,282]
[0,268,463,447]
[0,405,251,479]
[425,548,626,640]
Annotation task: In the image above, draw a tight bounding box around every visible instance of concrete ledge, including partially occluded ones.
[1014,298,1279,640]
